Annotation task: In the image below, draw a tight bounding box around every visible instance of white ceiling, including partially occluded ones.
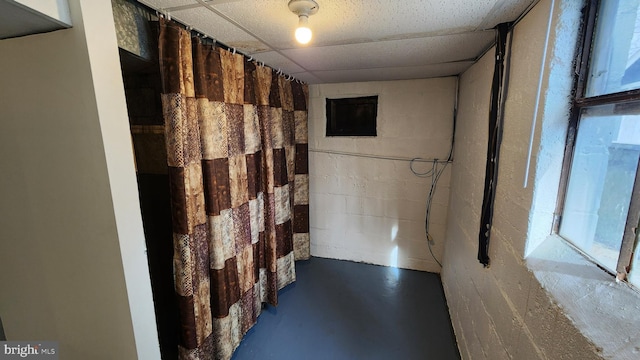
[137,0,538,84]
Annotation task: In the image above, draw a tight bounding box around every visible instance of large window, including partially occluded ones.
[558,0,640,286]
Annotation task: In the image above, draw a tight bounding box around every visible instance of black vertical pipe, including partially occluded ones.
[478,23,510,267]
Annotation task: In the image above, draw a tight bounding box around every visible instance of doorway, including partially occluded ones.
[119,45,178,359]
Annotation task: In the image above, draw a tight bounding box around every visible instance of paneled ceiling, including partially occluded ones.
[137,0,538,84]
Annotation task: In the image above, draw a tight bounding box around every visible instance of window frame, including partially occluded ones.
[555,0,640,283]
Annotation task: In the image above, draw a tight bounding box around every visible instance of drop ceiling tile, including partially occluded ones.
[290,71,324,85]
[171,7,270,53]
[133,0,537,84]
[213,0,500,49]
[250,51,305,74]
[139,0,295,50]
[282,32,494,72]
[209,0,302,49]
[138,0,197,11]
[311,62,474,84]
[477,0,536,29]
[305,0,496,39]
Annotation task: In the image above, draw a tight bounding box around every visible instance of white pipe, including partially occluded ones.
[308,148,451,163]
[523,0,556,188]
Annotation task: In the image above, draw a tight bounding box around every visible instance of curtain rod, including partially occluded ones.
[157,13,305,83]
[128,0,305,83]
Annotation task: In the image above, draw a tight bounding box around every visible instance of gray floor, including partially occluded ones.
[232,257,460,360]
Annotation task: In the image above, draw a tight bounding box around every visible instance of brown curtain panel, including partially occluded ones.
[158,19,310,360]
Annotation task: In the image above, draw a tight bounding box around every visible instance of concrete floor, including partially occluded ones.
[232,257,460,360]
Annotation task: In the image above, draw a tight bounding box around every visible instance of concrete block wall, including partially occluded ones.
[308,78,456,273]
[441,0,604,359]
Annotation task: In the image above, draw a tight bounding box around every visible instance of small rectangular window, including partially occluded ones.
[325,96,378,136]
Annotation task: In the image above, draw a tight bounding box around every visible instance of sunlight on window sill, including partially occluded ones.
[526,234,640,359]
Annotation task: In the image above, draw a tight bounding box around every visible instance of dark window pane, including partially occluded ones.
[326,96,377,136]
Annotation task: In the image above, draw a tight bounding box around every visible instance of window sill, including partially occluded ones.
[526,235,640,359]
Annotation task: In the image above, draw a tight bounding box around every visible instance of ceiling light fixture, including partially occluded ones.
[288,0,319,45]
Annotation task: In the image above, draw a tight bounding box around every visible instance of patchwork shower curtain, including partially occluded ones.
[158,18,310,360]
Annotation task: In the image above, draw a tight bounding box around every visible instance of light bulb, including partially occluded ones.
[295,26,312,44]
[295,15,312,44]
